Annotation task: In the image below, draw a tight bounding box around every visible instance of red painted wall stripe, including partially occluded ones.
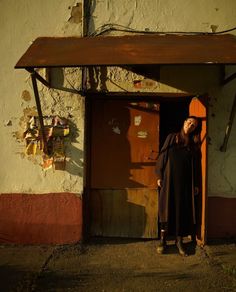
[0,193,235,243]
[0,193,82,244]
[208,197,236,238]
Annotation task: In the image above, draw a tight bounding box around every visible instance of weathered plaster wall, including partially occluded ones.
[0,0,84,194]
[1,0,235,242]
[88,0,236,34]
[88,0,236,199]
[0,0,235,199]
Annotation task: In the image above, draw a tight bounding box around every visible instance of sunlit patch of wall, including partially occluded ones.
[0,1,85,195]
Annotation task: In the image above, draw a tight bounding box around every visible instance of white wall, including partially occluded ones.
[88,0,236,34]
[0,0,236,198]
[0,0,85,194]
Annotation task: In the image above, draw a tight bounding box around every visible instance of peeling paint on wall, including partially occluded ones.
[1,0,236,198]
[4,120,12,127]
[21,90,31,102]
[0,0,85,195]
[13,106,38,142]
[210,24,218,33]
[133,79,158,89]
[68,3,82,24]
[23,115,70,171]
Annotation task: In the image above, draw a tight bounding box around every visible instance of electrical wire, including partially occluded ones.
[215,26,236,34]
[89,23,236,37]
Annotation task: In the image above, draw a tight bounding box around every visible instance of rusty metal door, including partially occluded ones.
[189,96,207,245]
[89,99,159,238]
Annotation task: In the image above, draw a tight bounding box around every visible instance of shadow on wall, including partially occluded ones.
[45,68,83,176]
[65,119,83,176]
[85,64,221,94]
[159,65,221,93]
[19,67,84,176]
[22,114,83,176]
[49,67,81,94]
[65,142,83,176]
[123,65,220,94]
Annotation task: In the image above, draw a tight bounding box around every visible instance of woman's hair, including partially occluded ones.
[176,116,202,147]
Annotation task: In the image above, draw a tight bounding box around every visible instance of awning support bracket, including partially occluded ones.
[27,68,87,95]
[27,68,51,88]
[30,71,48,154]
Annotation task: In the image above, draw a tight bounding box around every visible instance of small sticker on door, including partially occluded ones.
[134,115,142,126]
[137,131,148,138]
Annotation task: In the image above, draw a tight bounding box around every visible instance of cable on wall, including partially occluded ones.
[88,23,236,37]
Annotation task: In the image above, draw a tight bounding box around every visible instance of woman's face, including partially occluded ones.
[183,118,198,135]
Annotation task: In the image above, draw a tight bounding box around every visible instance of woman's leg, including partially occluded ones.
[176,236,188,256]
[157,222,167,254]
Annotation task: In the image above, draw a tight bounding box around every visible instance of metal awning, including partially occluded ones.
[15,34,236,68]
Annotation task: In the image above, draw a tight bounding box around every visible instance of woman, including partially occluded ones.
[156,116,202,256]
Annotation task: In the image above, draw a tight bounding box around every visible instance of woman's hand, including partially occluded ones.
[157,179,163,188]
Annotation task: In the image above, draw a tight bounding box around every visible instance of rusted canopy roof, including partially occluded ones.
[15,34,236,68]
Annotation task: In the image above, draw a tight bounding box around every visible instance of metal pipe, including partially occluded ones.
[31,72,48,154]
[81,0,90,95]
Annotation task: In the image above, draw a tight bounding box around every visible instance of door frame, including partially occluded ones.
[83,92,207,244]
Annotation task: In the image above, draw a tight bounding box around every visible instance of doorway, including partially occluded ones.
[86,95,206,242]
[159,98,190,149]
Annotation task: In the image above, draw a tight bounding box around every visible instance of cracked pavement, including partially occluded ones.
[0,238,235,292]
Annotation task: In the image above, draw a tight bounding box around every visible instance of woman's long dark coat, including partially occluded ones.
[156,133,201,236]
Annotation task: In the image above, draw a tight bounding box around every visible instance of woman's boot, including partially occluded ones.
[176,236,188,256]
[157,230,167,254]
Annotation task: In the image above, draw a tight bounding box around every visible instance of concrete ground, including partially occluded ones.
[0,238,235,292]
